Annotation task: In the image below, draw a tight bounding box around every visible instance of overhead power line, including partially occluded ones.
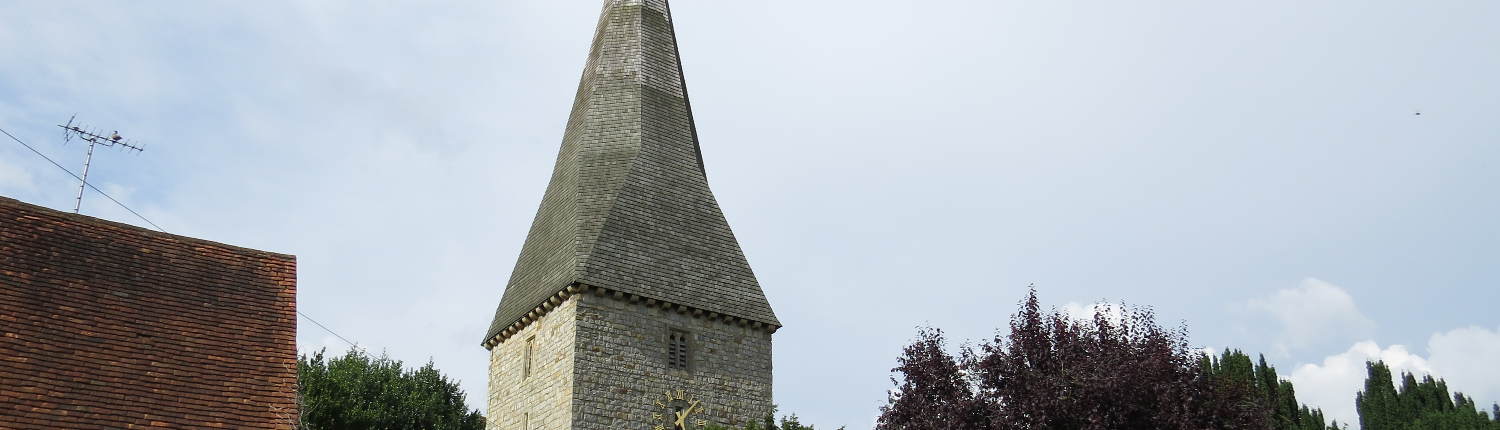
[58,115,147,214]
[293,310,496,423]
[9,123,495,422]
[0,124,166,232]
[296,310,366,353]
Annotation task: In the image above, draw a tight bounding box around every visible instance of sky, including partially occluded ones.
[2,1,1498,428]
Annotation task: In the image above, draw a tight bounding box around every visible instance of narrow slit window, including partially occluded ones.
[524,336,535,379]
[667,330,690,370]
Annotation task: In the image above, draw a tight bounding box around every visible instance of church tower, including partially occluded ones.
[482,1,779,430]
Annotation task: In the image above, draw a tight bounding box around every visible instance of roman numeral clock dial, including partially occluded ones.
[652,390,707,430]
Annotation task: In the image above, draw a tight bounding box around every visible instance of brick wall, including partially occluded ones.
[0,196,298,429]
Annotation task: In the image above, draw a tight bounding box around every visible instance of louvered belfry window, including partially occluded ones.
[668,330,690,370]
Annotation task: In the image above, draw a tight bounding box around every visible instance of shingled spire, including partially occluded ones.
[484,0,778,347]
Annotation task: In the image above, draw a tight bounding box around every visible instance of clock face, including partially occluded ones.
[651,389,707,430]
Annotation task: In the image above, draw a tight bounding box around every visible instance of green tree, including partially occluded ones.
[298,347,486,430]
[703,406,841,430]
[1201,349,1337,430]
[1356,360,1500,430]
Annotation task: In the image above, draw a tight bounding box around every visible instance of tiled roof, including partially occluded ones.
[0,196,298,429]
[485,0,778,345]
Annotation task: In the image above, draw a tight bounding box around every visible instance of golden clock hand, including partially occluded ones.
[675,399,699,429]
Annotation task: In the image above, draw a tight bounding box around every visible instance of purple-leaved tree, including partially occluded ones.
[876,287,1329,430]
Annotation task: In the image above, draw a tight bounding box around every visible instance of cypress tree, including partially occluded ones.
[1356,360,1500,430]
[1358,361,1402,430]
[1201,349,1335,430]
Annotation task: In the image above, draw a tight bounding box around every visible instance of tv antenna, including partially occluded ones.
[58,115,145,214]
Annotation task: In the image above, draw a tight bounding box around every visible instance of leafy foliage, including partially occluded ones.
[703,406,842,430]
[877,328,986,430]
[298,347,486,430]
[1356,361,1500,430]
[1201,349,1337,430]
[876,288,1336,430]
[967,289,1202,430]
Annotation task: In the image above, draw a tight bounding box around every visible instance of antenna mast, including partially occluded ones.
[58,115,145,214]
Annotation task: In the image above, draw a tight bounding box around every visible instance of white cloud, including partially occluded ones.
[1062,301,1124,325]
[1288,341,1432,426]
[1425,326,1500,410]
[298,334,360,359]
[0,156,34,192]
[1247,278,1375,354]
[1288,326,1500,427]
[4,1,1499,428]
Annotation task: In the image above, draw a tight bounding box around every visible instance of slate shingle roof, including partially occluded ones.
[485,0,778,345]
[0,196,297,429]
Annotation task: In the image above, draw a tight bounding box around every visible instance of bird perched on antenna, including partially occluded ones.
[56,118,146,214]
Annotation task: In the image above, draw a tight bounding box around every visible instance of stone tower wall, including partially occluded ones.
[488,294,580,430]
[571,292,773,430]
